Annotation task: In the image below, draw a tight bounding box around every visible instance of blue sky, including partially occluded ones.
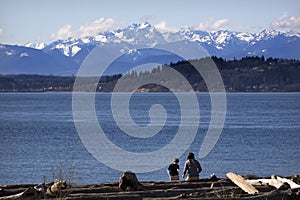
[0,0,299,45]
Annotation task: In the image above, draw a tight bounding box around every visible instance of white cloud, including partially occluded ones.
[77,18,117,38]
[154,21,178,33]
[51,24,72,40]
[271,14,300,32]
[0,28,3,37]
[51,18,118,40]
[195,18,230,31]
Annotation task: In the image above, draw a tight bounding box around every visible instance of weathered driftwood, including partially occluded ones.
[1,175,300,200]
[0,180,69,200]
[0,187,39,200]
[247,174,300,190]
[226,172,259,195]
[246,177,284,189]
[276,175,300,189]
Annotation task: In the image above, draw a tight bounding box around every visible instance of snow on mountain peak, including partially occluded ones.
[213,30,232,45]
[284,30,300,37]
[5,50,15,56]
[55,43,70,56]
[20,52,29,57]
[24,43,34,48]
[236,32,255,42]
[138,22,151,29]
[25,42,45,50]
[17,22,299,60]
[114,31,124,39]
[81,38,90,44]
[71,46,81,56]
[94,34,108,43]
[256,29,282,40]
[1,24,300,76]
[129,22,152,30]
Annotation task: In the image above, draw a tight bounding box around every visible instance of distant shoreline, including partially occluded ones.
[1,56,300,92]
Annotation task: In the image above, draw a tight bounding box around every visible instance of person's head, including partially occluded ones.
[187,152,195,160]
[173,158,179,164]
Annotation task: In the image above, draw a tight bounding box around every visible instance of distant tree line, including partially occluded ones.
[0,56,299,92]
[122,56,300,92]
[0,74,121,92]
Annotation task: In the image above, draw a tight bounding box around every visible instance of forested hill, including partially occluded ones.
[169,56,300,92]
[1,56,299,92]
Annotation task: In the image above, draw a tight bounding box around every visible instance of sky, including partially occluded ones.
[0,0,299,45]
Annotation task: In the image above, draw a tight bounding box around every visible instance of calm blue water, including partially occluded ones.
[0,93,299,184]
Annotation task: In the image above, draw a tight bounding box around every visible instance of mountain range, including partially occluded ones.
[1,22,299,75]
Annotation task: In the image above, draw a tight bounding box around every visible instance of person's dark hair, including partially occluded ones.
[187,152,195,160]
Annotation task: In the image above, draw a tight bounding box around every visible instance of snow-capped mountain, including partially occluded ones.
[1,22,299,75]
[41,22,165,58]
[25,42,46,50]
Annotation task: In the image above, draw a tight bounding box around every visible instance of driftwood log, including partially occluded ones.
[226,172,259,194]
[247,174,300,190]
[1,174,299,199]
[0,180,69,200]
[0,187,41,200]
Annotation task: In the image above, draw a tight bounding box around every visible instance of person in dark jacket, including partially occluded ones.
[182,152,202,181]
[168,158,180,181]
